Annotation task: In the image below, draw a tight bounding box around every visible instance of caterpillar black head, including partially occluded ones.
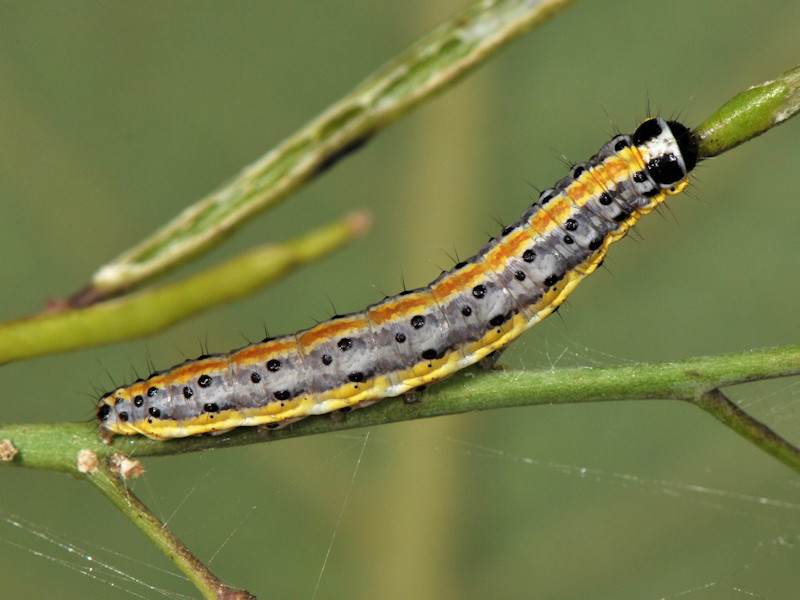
[633,118,699,188]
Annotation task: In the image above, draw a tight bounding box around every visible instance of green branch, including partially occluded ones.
[0,213,367,364]
[4,345,800,473]
[88,0,580,296]
[695,65,800,158]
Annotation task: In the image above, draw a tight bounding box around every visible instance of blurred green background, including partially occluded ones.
[2,2,799,598]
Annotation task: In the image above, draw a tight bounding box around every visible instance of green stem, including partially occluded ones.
[3,345,799,472]
[692,389,800,474]
[87,462,256,600]
[695,64,800,158]
[89,0,580,295]
[0,213,367,364]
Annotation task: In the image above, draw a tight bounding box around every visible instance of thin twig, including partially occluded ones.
[88,461,256,600]
[0,213,368,364]
[692,388,800,474]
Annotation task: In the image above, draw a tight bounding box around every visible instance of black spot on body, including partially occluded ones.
[613,211,630,223]
[348,372,364,383]
[544,274,560,287]
[472,285,486,299]
[489,313,508,327]
[198,374,212,388]
[266,422,280,429]
[421,349,438,361]
[454,261,468,270]
[147,387,158,397]
[643,186,660,198]
[134,395,144,407]
[564,218,577,231]
[204,403,219,413]
[338,338,353,351]
[514,270,525,281]
[97,404,111,421]
[461,306,472,317]
[589,237,603,250]
[183,387,193,399]
[633,171,647,183]
[118,411,129,422]
[563,235,574,244]
[614,137,630,152]
[599,192,613,205]
[395,333,406,343]
[523,249,536,263]
[502,225,514,236]
[572,165,585,178]
[251,372,262,383]
[410,315,425,329]
[539,189,555,205]
[274,390,291,401]
[322,354,333,365]
[148,407,161,418]
[267,359,281,372]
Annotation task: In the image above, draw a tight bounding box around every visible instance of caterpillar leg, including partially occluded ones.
[478,348,507,371]
[403,384,430,404]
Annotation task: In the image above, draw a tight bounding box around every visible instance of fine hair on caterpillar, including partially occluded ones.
[96,117,699,441]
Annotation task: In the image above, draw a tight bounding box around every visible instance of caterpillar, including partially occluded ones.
[96,117,699,440]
